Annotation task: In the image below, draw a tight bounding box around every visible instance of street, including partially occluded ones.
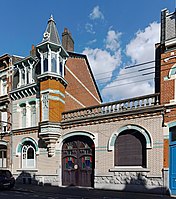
[0,189,119,199]
[0,184,174,199]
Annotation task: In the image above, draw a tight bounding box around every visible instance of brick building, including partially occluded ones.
[0,9,176,195]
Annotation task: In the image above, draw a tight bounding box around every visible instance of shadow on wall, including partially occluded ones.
[122,173,170,196]
[15,171,39,185]
[15,172,172,197]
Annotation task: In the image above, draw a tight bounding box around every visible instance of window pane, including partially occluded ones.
[171,127,176,142]
[51,53,57,73]
[27,159,34,167]
[43,58,48,72]
[60,62,62,76]
[4,151,6,158]
[3,158,6,168]
[27,148,34,159]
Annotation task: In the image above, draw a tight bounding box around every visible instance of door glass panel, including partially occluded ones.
[3,158,6,167]
[82,156,92,168]
[66,157,74,169]
[4,151,6,158]
[171,127,176,142]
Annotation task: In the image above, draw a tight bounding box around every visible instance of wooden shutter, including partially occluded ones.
[115,130,146,167]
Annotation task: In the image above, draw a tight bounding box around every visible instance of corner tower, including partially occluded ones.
[36,15,68,156]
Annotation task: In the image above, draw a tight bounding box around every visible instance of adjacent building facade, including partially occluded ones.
[1,8,176,195]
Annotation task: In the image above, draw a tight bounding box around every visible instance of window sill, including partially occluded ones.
[109,167,150,172]
[17,168,38,172]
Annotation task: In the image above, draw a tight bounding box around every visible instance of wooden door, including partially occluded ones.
[62,136,94,187]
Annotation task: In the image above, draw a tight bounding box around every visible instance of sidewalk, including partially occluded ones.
[14,183,174,199]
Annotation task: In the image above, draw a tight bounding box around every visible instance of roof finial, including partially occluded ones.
[48,14,55,23]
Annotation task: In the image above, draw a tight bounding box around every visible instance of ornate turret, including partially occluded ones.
[36,15,68,156]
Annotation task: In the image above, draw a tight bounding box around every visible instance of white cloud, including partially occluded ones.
[87,39,97,45]
[102,67,154,101]
[101,22,160,102]
[89,6,104,20]
[126,22,160,63]
[83,29,122,83]
[85,23,95,34]
[105,29,122,51]
[83,48,121,82]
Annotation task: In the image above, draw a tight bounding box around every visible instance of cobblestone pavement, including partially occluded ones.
[12,184,175,199]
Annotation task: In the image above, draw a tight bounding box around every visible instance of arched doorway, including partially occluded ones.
[62,135,95,187]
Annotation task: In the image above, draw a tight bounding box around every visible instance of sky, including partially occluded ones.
[0,0,175,102]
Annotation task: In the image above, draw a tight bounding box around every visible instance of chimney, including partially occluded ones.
[62,28,74,52]
[30,44,36,57]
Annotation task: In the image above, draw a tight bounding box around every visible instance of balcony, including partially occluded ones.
[62,93,161,124]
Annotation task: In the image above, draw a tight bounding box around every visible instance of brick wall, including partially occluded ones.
[160,50,176,105]
[62,114,163,177]
[65,55,101,111]
[40,79,65,122]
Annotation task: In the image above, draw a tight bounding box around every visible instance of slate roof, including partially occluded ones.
[42,15,61,45]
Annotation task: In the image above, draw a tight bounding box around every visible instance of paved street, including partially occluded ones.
[0,184,174,199]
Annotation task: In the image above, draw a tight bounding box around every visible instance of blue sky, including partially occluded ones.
[0,0,175,102]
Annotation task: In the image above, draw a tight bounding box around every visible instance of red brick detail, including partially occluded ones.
[164,139,169,168]
[65,57,101,111]
[160,50,176,105]
[40,79,66,122]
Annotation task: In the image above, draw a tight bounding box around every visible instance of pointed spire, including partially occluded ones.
[42,15,61,45]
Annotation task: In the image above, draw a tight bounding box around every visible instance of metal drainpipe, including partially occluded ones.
[9,102,13,173]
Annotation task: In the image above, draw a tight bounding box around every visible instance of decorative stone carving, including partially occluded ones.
[39,122,61,157]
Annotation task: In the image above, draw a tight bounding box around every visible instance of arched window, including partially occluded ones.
[114,130,146,167]
[22,141,36,168]
[0,145,7,168]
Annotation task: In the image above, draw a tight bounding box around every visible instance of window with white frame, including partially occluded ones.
[43,52,48,72]
[51,52,57,73]
[59,56,63,76]
[21,69,25,86]
[22,141,36,168]
[20,104,26,128]
[1,112,7,133]
[1,78,7,96]
[30,103,36,127]
[0,145,7,168]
